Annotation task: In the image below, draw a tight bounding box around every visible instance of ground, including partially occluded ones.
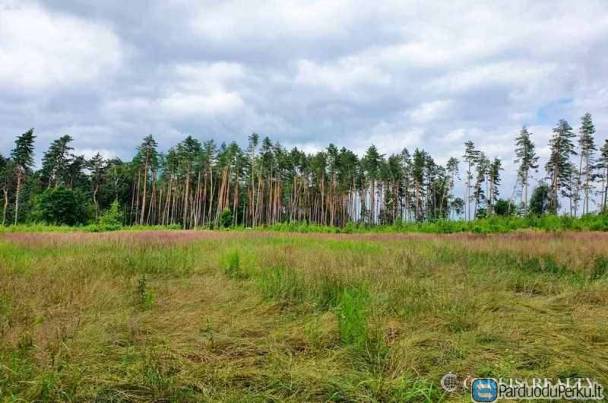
[0,231,607,402]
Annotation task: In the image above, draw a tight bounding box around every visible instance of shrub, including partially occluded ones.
[220,208,233,228]
[494,199,517,216]
[31,187,89,226]
[98,200,123,229]
[529,184,551,215]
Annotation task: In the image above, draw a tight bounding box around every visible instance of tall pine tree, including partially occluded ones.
[598,139,608,212]
[545,120,576,214]
[11,129,35,224]
[514,127,538,213]
[463,141,480,220]
[576,113,596,215]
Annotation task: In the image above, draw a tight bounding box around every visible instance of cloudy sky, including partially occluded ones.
[1,0,607,195]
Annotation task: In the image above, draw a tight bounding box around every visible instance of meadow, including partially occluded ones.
[0,230,607,402]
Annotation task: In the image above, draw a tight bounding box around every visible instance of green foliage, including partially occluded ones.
[31,187,89,226]
[220,208,233,228]
[11,129,36,170]
[98,200,123,230]
[494,199,516,216]
[40,135,74,188]
[545,119,577,212]
[529,184,551,216]
[1,112,605,229]
[250,213,608,234]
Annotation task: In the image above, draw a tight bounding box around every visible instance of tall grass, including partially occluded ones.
[0,230,606,401]
[336,286,369,349]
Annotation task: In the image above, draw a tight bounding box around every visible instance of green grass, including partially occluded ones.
[0,230,606,401]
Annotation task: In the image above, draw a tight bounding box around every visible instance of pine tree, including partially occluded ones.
[445,157,459,219]
[361,145,383,224]
[66,155,87,190]
[134,135,159,225]
[473,152,489,217]
[246,133,259,227]
[545,120,576,214]
[11,129,35,224]
[177,136,202,227]
[488,157,502,215]
[598,139,608,212]
[88,153,107,218]
[463,141,480,220]
[0,155,13,226]
[411,149,427,221]
[40,135,74,188]
[514,127,538,213]
[576,113,596,215]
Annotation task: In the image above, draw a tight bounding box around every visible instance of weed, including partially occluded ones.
[336,285,370,349]
[314,273,345,310]
[591,256,608,280]
[136,275,155,310]
[222,249,247,279]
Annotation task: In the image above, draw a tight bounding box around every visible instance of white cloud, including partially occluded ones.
[0,2,123,91]
[159,91,245,117]
[189,0,356,42]
[409,100,452,123]
[295,58,391,94]
[172,62,246,92]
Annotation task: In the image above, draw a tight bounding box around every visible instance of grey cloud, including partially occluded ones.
[1,0,608,195]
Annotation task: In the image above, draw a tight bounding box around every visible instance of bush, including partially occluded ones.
[494,199,517,216]
[220,208,233,228]
[98,200,123,229]
[31,187,89,226]
[530,184,551,215]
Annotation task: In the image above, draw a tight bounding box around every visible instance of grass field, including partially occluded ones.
[0,231,607,402]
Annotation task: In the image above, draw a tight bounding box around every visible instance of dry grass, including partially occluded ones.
[0,231,606,402]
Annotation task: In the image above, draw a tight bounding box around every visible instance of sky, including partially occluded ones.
[1,0,608,198]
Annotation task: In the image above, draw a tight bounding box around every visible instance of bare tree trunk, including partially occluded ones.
[140,161,148,225]
[93,185,99,219]
[2,189,8,226]
[14,172,22,225]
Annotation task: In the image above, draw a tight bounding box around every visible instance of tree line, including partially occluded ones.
[0,113,605,227]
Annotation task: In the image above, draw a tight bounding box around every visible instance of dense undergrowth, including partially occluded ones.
[3,213,608,234]
[256,213,608,233]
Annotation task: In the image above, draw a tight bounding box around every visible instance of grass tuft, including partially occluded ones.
[136,275,155,310]
[257,265,306,305]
